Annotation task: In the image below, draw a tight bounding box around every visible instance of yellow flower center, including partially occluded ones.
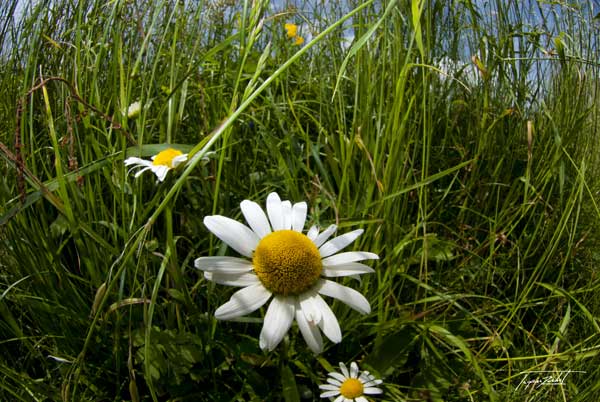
[253,230,322,296]
[284,23,297,38]
[340,378,364,399]
[152,148,183,168]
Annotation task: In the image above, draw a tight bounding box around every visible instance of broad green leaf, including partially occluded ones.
[365,326,414,375]
[281,365,300,402]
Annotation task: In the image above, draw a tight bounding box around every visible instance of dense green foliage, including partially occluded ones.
[1,0,600,401]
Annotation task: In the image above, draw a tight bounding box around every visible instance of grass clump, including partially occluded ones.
[1,0,600,401]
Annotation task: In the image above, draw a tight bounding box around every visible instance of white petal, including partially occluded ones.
[281,201,292,230]
[241,200,272,238]
[327,378,342,386]
[194,256,253,273]
[124,157,152,167]
[329,372,347,383]
[259,296,295,351]
[298,291,322,324]
[133,166,153,178]
[203,215,259,258]
[313,294,342,343]
[350,362,359,378]
[152,165,169,181]
[363,387,383,395]
[320,390,341,398]
[313,224,337,247]
[319,229,364,258]
[322,262,375,277]
[339,362,349,378]
[358,371,372,382]
[203,271,260,287]
[333,396,345,402]
[356,397,369,402]
[318,384,339,391]
[291,202,307,232]
[214,284,271,320]
[359,371,379,383]
[171,154,188,167]
[266,192,284,230]
[322,251,379,266]
[363,379,383,387]
[295,301,323,354]
[307,225,319,240]
[316,279,371,314]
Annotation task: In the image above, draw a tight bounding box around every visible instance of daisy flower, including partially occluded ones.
[284,23,304,46]
[124,148,188,182]
[284,23,298,38]
[195,192,378,353]
[319,362,383,402]
[126,100,142,119]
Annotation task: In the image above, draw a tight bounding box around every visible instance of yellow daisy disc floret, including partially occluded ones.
[153,148,183,168]
[253,230,322,295]
[340,378,364,399]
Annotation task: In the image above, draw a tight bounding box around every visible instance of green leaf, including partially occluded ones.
[332,0,397,98]
[426,324,497,401]
[50,214,69,238]
[365,326,415,375]
[281,364,300,402]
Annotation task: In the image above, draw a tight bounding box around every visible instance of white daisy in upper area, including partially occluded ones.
[319,362,383,402]
[124,148,188,182]
[126,100,142,119]
[194,192,378,354]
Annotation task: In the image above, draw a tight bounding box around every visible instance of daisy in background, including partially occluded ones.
[195,192,378,354]
[124,148,188,182]
[284,22,304,46]
[319,362,383,402]
[126,100,142,119]
[284,22,298,38]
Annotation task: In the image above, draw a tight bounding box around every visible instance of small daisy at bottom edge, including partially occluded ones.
[319,362,383,402]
